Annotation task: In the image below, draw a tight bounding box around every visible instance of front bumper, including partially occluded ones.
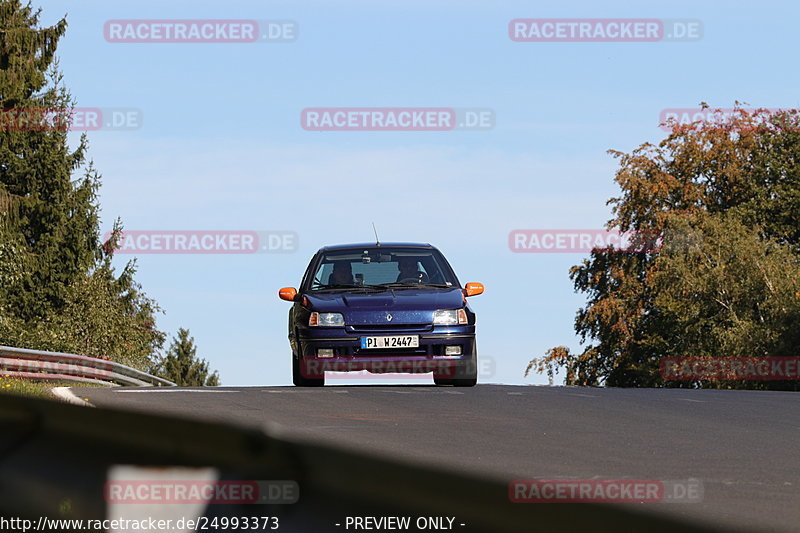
[295,325,476,377]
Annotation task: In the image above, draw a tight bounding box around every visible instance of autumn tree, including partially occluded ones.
[528,105,800,389]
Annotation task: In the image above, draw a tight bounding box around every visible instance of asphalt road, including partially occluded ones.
[74,384,800,532]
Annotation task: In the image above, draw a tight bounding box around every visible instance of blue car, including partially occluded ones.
[279,242,484,387]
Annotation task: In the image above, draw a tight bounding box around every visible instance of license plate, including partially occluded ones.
[360,335,420,349]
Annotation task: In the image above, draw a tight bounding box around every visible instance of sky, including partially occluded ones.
[34,0,800,386]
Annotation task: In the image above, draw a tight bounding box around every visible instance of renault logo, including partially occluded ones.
[386,313,393,322]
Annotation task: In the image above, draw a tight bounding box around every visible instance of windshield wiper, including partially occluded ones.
[312,283,387,292]
[377,282,453,289]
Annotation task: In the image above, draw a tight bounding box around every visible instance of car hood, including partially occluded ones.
[305,288,465,325]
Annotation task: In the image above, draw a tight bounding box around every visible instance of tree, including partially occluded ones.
[1,1,95,318]
[155,329,220,387]
[649,212,800,389]
[0,188,27,332]
[529,105,800,388]
[0,1,165,370]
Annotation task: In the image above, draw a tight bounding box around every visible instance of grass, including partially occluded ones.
[0,375,104,400]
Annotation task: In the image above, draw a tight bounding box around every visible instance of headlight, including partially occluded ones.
[433,309,468,325]
[309,312,345,327]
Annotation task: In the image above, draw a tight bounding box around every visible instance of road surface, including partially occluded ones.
[75,384,800,532]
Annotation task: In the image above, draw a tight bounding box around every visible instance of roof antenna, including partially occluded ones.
[372,222,380,246]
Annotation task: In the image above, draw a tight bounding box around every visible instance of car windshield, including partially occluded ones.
[309,247,458,290]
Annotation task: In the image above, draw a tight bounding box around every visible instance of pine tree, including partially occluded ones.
[1,1,97,318]
[1,1,165,370]
[156,329,220,387]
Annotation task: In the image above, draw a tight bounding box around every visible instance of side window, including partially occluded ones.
[301,255,321,288]
[316,263,332,287]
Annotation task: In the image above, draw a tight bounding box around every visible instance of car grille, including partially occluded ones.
[354,346,429,356]
[347,324,432,334]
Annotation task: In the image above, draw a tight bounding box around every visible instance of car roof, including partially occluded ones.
[317,242,434,252]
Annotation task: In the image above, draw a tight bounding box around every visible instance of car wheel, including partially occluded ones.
[434,353,477,387]
[292,353,325,387]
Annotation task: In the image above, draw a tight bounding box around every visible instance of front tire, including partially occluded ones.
[293,354,324,387]
[434,353,477,387]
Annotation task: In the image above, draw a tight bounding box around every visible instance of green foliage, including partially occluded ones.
[650,213,800,389]
[154,329,220,387]
[1,2,96,318]
[530,105,800,388]
[0,1,165,371]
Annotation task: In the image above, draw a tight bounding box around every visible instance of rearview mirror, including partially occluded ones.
[278,287,298,302]
[464,282,484,297]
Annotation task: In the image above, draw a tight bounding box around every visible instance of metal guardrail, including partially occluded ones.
[0,345,175,387]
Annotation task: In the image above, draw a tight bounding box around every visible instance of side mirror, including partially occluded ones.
[278,287,298,302]
[464,282,484,297]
